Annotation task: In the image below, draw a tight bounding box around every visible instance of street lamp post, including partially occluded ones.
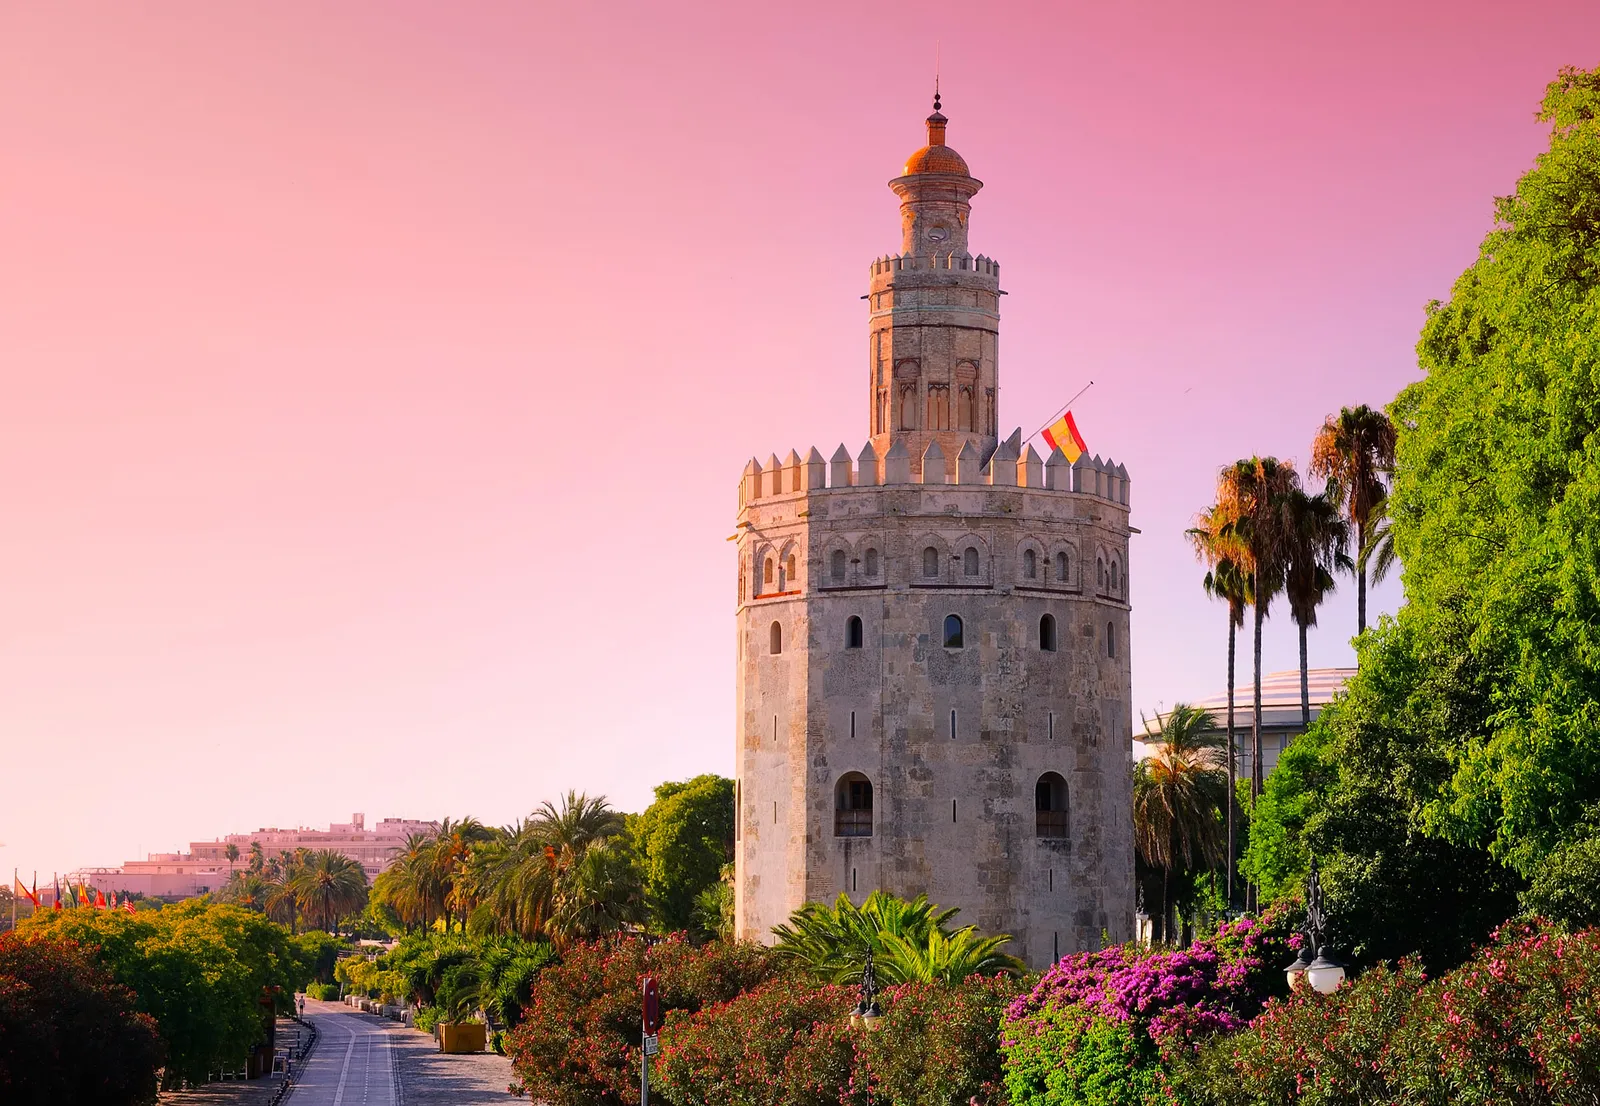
[849,945,882,1029]
[1284,857,1347,995]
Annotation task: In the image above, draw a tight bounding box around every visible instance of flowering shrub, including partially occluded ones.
[653,978,860,1106]
[1175,920,1600,1106]
[653,973,1019,1106]
[866,974,1020,1106]
[503,936,779,1106]
[1001,912,1292,1106]
[0,932,166,1105]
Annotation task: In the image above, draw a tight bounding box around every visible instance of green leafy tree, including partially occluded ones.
[632,774,734,934]
[1394,64,1600,878]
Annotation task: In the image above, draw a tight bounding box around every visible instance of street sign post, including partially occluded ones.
[641,976,662,1106]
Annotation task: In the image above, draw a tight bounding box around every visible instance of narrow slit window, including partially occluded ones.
[1040,613,1057,652]
[850,710,856,739]
[770,622,782,655]
[1107,621,1116,659]
[951,798,957,822]
[1048,711,1055,742]
[950,708,957,740]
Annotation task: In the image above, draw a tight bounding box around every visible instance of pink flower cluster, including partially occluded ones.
[1005,913,1284,1050]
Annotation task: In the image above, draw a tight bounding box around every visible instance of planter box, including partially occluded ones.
[438,1023,487,1054]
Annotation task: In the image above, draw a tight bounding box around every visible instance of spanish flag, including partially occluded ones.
[77,883,92,907]
[1041,411,1088,463]
[13,876,40,909]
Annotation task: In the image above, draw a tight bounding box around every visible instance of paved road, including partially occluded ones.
[291,1003,397,1106]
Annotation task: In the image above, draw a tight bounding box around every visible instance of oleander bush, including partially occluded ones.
[1174,919,1600,1106]
[503,935,779,1106]
[0,932,166,1106]
[1001,911,1292,1106]
[652,972,1018,1106]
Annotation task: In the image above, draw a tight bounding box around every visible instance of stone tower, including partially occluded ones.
[732,100,1134,969]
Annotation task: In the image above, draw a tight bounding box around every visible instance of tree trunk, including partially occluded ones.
[1300,620,1310,729]
[1226,618,1237,910]
[1161,865,1171,944]
[1251,575,1266,915]
[1356,518,1368,635]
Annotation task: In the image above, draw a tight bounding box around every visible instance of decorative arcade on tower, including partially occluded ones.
[732,99,1135,969]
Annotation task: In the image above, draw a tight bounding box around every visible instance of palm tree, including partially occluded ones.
[1188,506,1253,907]
[1214,457,1301,808]
[289,849,370,934]
[373,832,441,932]
[1359,496,1398,593]
[1283,489,1351,726]
[1310,405,1397,635]
[1132,704,1227,942]
[247,841,265,876]
[874,925,1025,983]
[224,842,239,880]
[771,891,1004,982]
[430,818,492,931]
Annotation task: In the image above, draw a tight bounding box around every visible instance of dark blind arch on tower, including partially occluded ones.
[846,615,864,649]
[835,773,873,837]
[1036,773,1068,838]
[943,614,964,649]
[923,546,940,578]
[832,549,847,582]
[963,546,979,576]
[1039,613,1057,652]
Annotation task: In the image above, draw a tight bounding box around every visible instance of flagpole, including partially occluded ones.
[1024,381,1095,448]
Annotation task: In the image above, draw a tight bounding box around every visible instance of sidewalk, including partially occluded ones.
[386,1017,516,1104]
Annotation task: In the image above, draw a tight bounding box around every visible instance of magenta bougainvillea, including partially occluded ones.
[1001,912,1292,1106]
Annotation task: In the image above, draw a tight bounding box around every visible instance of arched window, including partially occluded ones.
[943,614,964,649]
[1036,773,1068,838]
[770,622,782,655]
[1097,557,1105,587]
[846,616,863,649]
[1112,560,1121,592]
[1106,621,1116,658]
[864,548,880,577]
[1023,549,1037,579]
[927,385,950,431]
[835,773,873,837]
[958,386,975,431]
[831,549,847,582]
[963,547,979,576]
[900,384,918,430]
[923,546,940,578]
[1040,614,1057,652]
[764,557,774,585]
[1056,551,1070,583]
[787,553,797,583]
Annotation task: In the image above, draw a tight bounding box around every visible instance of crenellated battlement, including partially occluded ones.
[737,435,1129,510]
[870,252,1000,278]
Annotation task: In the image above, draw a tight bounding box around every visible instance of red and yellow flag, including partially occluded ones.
[13,877,40,909]
[1041,411,1088,463]
[77,883,91,907]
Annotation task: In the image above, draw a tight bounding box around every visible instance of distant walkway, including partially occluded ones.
[290,1000,514,1105]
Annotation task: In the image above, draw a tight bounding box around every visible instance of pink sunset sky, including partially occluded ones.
[2,2,1596,881]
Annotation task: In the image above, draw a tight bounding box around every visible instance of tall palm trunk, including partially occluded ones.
[1299,621,1310,728]
[1251,571,1266,915]
[1356,518,1368,634]
[1225,618,1237,909]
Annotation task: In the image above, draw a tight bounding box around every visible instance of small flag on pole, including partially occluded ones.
[13,876,39,909]
[53,876,63,911]
[1040,411,1089,463]
[77,883,91,908]
[123,896,136,914]
[95,888,107,910]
